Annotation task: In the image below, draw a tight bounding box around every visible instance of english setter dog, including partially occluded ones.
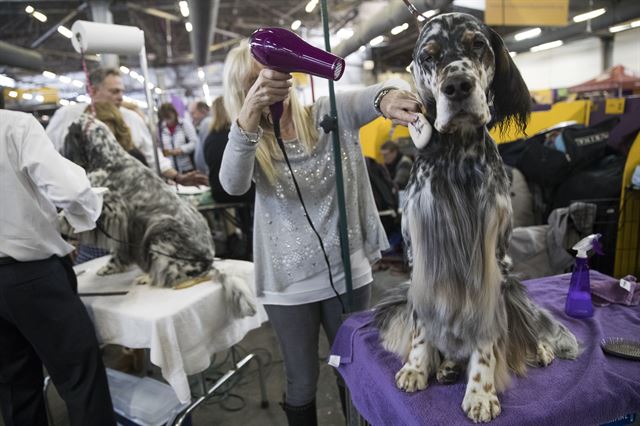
[375,13,579,422]
[62,114,256,318]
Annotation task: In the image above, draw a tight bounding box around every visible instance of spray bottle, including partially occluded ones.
[565,234,603,318]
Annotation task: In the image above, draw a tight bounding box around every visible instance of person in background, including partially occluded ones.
[380,140,414,190]
[189,100,212,174]
[204,96,255,259]
[46,67,207,186]
[0,110,116,426]
[92,101,148,166]
[219,40,420,425]
[158,102,199,174]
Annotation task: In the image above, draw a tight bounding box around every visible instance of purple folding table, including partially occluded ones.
[331,271,640,426]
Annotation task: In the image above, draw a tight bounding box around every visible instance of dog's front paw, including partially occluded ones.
[462,391,501,423]
[133,274,152,286]
[395,364,428,392]
[97,259,126,276]
[536,342,555,367]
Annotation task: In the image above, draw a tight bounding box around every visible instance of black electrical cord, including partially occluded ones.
[272,120,345,314]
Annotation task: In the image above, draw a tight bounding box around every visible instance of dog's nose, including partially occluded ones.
[442,77,474,101]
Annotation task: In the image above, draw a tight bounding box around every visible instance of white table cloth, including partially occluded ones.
[74,256,267,403]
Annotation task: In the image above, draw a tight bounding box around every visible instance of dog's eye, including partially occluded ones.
[421,54,434,65]
[473,40,485,49]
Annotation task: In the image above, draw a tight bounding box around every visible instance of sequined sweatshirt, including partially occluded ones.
[220,80,410,296]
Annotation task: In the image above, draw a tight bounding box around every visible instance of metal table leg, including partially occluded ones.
[172,352,269,426]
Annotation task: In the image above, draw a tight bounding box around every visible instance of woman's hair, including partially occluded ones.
[223,40,318,184]
[88,102,134,151]
[209,96,231,133]
[158,102,178,123]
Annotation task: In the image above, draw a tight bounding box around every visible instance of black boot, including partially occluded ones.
[282,399,318,426]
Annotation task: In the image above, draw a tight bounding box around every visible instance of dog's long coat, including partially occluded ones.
[62,114,256,318]
[375,13,578,423]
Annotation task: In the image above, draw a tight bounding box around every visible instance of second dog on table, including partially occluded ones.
[61,113,256,318]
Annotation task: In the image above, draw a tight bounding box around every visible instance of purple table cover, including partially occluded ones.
[331,271,640,426]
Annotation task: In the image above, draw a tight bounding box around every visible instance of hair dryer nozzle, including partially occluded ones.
[250,27,345,81]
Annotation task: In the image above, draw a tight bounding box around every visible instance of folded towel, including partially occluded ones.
[591,274,639,307]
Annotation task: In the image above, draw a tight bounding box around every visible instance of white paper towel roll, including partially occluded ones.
[71,20,144,55]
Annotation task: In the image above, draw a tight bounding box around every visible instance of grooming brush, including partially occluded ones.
[600,337,640,361]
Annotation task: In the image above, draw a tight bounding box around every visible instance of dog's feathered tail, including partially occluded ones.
[503,276,580,376]
[212,268,257,318]
[374,282,413,361]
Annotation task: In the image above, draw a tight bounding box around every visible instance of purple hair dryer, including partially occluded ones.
[249,27,345,123]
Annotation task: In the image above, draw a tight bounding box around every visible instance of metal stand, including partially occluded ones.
[320,0,353,312]
[139,44,162,176]
[172,352,269,426]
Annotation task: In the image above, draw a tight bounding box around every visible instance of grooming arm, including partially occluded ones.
[219,120,258,196]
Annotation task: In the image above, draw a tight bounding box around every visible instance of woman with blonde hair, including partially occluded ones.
[219,40,420,425]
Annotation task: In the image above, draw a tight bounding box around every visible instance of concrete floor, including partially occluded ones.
[1,265,408,426]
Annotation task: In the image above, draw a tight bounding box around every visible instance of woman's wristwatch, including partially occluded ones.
[374,87,397,118]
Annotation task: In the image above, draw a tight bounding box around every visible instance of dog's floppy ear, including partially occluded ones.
[488,27,531,134]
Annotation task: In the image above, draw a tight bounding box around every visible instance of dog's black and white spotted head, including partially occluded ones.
[63,113,133,172]
[412,13,530,135]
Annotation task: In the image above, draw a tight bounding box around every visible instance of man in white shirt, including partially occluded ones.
[47,68,207,186]
[0,110,116,426]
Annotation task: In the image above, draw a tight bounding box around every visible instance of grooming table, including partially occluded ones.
[74,255,268,405]
[331,271,640,426]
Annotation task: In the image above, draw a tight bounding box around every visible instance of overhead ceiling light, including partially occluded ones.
[8,90,18,98]
[202,83,211,104]
[369,35,384,46]
[69,100,77,105]
[632,20,640,28]
[573,8,606,23]
[57,26,73,39]
[514,27,541,41]
[32,11,47,22]
[509,51,517,58]
[119,65,130,74]
[336,28,353,40]
[197,67,205,80]
[130,70,140,79]
[305,0,318,13]
[185,22,192,32]
[609,23,630,33]
[391,23,409,35]
[178,1,189,17]
[359,45,366,52]
[417,9,438,21]
[0,74,16,87]
[59,75,71,84]
[291,20,302,30]
[25,5,34,13]
[530,40,563,52]
[72,79,84,88]
[77,94,90,103]
[42,70,56,79]
[154,87,162,94]
[147,82,154,90]
[135,75,145,83]
[35,94,45,102]
[22,93,33,100]
[59,99,70,106]
[363,60,375,70]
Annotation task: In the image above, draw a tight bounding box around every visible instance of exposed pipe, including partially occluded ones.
[507,0,640,52]
[188,0,221,67]
[334,0,451,58]
[31,3,89,48]
[0,41,44,70]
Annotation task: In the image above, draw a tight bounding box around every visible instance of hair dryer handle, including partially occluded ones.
[270,101,284,124]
